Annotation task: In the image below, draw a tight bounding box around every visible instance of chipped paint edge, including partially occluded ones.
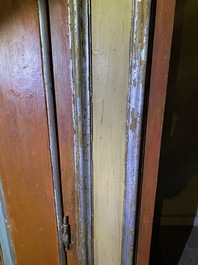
[68,1,93,265]
[0,180,16,265]
[122,1,152,264]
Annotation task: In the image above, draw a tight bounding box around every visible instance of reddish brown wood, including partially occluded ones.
[48,1,79,264]
[0,1,60,264]
[136,1,176,265]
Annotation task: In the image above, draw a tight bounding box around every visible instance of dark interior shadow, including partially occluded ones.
[149,0,198,263]
[150,77,198,265]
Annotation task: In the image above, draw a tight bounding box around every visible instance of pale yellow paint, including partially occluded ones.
[92,1,132,264]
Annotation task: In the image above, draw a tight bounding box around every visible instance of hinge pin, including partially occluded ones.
[62,216,70,251]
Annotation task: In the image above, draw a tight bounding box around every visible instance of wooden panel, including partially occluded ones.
[48,1,79,264]
[92,0,132,264]
[136,0,176,265]
[0,1,60,264]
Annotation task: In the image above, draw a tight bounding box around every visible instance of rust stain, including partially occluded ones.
[130,108,138,132]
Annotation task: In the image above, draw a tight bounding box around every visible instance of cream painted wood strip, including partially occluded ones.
[92,0,132,264]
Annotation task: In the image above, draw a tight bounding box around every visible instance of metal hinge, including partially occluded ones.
[62,216,71,251]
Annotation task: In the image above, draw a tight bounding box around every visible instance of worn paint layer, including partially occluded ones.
[68,1,92,264]
[122,0,151,264]
[0,181,15,265]
[92,0,132,264]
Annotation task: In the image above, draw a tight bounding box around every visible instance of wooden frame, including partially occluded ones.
[68,1,93,264]
[0,0,176,264]
[48,1,175,264]
[0,0,92,264]
[37,1,66,263]
[48,0,93,264]
[136,1,176,265]
[47,0,80,264]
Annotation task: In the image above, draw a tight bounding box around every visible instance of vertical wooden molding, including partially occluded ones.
[122,1,151,264]
[68,0,93,264]
[37,1,66,264]
[47,0,79,263]
[136,0,176,265]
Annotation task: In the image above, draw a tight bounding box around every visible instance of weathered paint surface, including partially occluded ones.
[0,181,15,265]
[122,1,151,264]
[68,1,92,264]
[92,0,132,264]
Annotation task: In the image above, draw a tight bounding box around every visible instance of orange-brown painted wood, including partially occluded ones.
[136,1,176,265]
[48,1,79,264]
[0,1,60,264]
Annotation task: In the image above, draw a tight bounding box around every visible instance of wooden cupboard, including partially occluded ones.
[0,0,179,264]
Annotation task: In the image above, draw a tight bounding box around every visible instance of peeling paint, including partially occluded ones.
[68,0,93,264]
[0,180,16,265]
[130,108,138,133]
[122,0,152,264]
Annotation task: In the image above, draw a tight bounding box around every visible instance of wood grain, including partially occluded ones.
[0,1,60,264]
[136,0,176,264]
[48,1,79,264]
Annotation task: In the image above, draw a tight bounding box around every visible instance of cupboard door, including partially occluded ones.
[0,1,61,264]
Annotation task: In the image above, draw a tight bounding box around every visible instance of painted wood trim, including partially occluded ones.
[122,1,151,264]
[48,0,92,263]
[136,1,176,265]
[92,0,132,263]
[68,1,93,264]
